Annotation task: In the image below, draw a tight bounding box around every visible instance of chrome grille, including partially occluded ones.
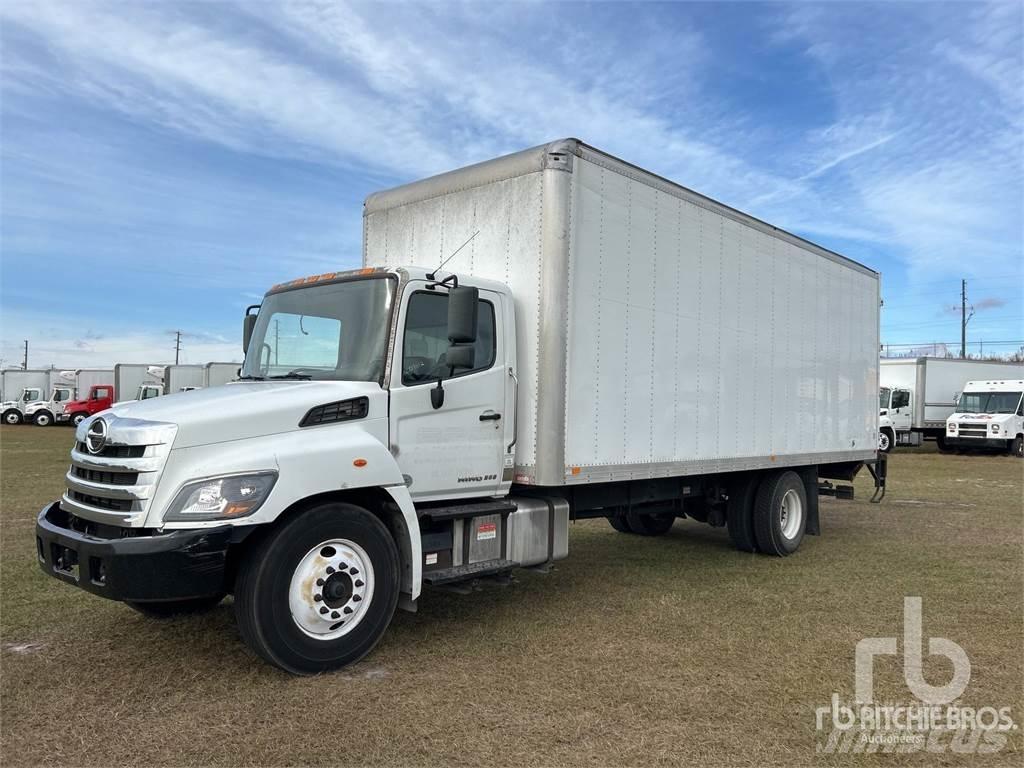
[61,415,177,526]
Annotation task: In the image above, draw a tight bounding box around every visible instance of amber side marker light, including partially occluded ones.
[353,458,368,468]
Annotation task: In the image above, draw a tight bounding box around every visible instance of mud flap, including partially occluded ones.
[798,467,820,536]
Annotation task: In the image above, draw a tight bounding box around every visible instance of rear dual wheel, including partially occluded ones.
[606,510,675,536]
[727,470,807,556]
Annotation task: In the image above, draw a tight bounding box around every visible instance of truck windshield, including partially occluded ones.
[879,387,890,410]
[241,276,395,383]
[957,391,1023,414]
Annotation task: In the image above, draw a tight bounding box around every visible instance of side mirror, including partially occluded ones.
[445,345,475,370]
[243,308,259,353]
[447,286,478,343]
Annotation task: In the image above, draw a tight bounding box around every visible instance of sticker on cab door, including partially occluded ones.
[476,522,497,541]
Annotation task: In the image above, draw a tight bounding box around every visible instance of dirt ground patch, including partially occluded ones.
[1,425,1021,766]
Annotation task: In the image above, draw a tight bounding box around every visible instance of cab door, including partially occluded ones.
[388,284,507,501]
[890,388,913,433]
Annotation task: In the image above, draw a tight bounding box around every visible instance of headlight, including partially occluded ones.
[991,424,1000,433]
[948,423,957,432]
[164,472,277,522]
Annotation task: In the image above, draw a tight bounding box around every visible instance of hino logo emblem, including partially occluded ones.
[86,418,108,454]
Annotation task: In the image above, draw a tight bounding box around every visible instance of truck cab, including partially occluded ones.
[59,384,114,426]
[945,380,1024,456]
[24,386,74,427]
[2,387,44,425]
[877,386,911,452]
[136,384,162,401]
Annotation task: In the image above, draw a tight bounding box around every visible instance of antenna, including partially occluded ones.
[427,230,480,281]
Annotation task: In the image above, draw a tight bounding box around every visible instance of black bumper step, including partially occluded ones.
[423,558,517,585]
[417,499,516,522]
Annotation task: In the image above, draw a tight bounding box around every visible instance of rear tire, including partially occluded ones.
[607,514,632,533]
[1011,436,1023,459]
[726,475,758,553]
[753,471,807,556]
[34,411,53,427]
[878,429,893,453]
[625,510,675,536]
[127,594,224,617]
[234,503,400,675]
[3,409,22,425]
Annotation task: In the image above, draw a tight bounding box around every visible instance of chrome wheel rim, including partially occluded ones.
[779,489,803,540]
[37,415,50,426]
[878,431,890,451]
[288,538,373,641]
[4,412,19,424]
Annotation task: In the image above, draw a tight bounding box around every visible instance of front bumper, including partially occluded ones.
[944,436,1007,449]
[35,502,250,602]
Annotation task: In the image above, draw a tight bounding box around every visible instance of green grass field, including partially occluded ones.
[1,424,1021,766]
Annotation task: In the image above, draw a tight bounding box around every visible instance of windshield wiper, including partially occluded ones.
[268,371,313,380]
[237,375,266,381]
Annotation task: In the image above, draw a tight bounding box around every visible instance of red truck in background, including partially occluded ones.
[60,384,114,427]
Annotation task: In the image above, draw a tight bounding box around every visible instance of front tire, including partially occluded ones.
[3,409,22,425]
[234,503,400,675]
[936,434,954,453]
[753,471,807,556]
[127,594,224,617]
[1011,435,1023,459]
[70,412,88,427]
[878,429,893,453]
[34,411,53,427]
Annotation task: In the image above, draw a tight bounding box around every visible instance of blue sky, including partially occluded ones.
[1,0,1021,367]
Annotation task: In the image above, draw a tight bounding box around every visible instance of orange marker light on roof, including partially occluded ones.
[353,458,368,468]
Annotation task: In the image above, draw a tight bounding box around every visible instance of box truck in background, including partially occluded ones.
[945,379,1024,456]
[23,370,79,426]
[1,369,52,424]
[54,370,114,426]
[204,362,240,388]
[114,364,166,403]
[878,358,1024,452]
[163,365,205,393]
[36,139,884,675]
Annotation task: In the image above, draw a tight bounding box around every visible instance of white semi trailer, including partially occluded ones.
[1,369,52,424]
[36,139,884,675]
[878,358,1024,451]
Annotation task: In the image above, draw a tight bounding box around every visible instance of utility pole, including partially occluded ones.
[960,280,974,359]
[174,330,182,365]
[22,340,28,369]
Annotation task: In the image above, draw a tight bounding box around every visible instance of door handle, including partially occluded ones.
[479,412,502,421]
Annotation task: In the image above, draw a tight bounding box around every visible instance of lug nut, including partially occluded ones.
[352,594,362,603]
[349,568,359,576]
[354,580,364,588]
[326,566,335,574]
[331,611,340,619]
[316,578,324,586]
[343,607,353,614]
[314,594,322,602]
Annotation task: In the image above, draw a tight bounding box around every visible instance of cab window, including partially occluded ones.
[402,291,496,385]
[93,387,111,400]
[892,390,910,409]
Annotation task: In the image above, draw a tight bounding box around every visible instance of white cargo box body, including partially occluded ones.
[1,369,51,402]
[164,365,205,393]
[880,358,1024,429]
[204,362,240,388]
[74,369,113,394]
[365,139,880,486]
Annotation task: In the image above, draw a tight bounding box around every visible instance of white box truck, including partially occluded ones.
[163,364,205,393]
[1,369,52,424]
[204,362,239,388]
[35,139,884,675]
[114,364,166,403]
[945,379,1024,456]
[878,358,1024,452]
[23,370,80,426]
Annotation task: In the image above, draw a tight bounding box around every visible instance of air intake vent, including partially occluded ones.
[299,397,369,428]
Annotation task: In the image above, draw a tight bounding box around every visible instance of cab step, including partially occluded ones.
[422,558,517,585]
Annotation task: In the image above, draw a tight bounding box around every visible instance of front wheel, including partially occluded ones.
[1011,436,1023,459]
[70,412,88,427]
[878,429,893,453]
[936,434,954,453]
[2,409,22,425]
[34,411,53,427]
[753,471,807,556]
[234,503,400,675]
